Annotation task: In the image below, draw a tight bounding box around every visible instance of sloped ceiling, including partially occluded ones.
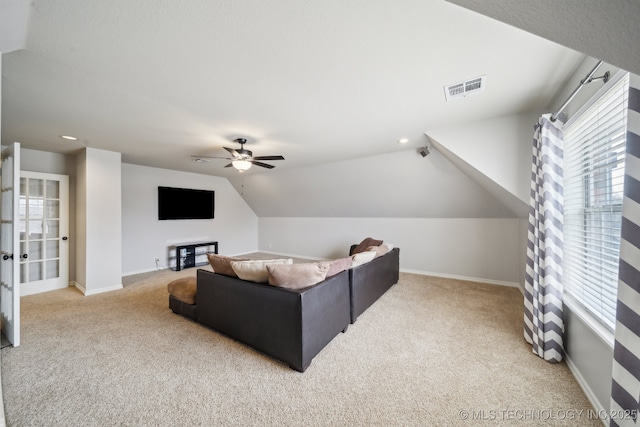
[446,0,640,77]
[1,0,583,179]
[229,146,516,218]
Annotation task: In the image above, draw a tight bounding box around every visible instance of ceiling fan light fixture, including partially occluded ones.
[232,159,252,171]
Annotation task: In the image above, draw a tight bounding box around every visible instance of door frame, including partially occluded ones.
[19,171,70,296]
[1,142,21,347]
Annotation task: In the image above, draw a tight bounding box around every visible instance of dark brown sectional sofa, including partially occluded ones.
[169,246,400,372]
[349,247,400,323]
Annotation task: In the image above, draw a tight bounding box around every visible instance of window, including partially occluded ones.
[563,72,629,332]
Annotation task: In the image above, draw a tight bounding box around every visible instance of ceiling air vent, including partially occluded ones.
[444,75,486,101]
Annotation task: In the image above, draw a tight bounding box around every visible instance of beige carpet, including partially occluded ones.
[1,255,599,426]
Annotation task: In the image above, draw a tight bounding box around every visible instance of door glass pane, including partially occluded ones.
[45,220,59,238]
[20,263,27,284]
[29,220,44,239]
[45,200,59,219]
[19,220,27,241]
[29,262,43,281]
[29,198,44,219]
[46,240,60,259]
[29,179,44,197]
[19,178,27,220]
[29,241,43,260]
[46,260,59,279]
[46,180,60,199]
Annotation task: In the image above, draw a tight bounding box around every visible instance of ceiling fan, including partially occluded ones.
[191,138,285,172]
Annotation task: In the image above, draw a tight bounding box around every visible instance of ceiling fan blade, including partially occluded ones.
[224,147,240,157]
[191,155,230,160]
[224,163,234,168]
[251,161,275,169]
[252,155,285,161]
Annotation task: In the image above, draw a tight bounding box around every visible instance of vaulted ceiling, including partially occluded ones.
[1,0,584,177]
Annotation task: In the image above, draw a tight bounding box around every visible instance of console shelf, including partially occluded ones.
[168,241,218,271]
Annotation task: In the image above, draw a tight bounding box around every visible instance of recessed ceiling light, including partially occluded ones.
[61,135,78,141]
[397,138,409,144]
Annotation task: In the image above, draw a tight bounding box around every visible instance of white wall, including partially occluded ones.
[75,151,87,288]
[76,148,122,294]
[259,217,522,285]
[121,164,258,275]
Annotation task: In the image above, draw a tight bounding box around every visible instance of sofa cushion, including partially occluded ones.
[207,254,250,277]
[267,262,332,289]
[352,237,383,254]
[167,276,197,305]
[350,250,377,268]
[230,259,293,283]
[326,256,352,277]
[367,243,394,258]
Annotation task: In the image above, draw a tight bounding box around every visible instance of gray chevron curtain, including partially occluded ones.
[610,74,639,427]
[524,113,565,363]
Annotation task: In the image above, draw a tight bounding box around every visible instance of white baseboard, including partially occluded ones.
[564,354,608,427]
[122,267,169,276]
[71,281,123,296]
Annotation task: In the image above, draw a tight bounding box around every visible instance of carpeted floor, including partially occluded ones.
[1,255,600,426]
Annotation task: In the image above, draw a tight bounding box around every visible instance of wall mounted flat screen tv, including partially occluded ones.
[158,186,215,220]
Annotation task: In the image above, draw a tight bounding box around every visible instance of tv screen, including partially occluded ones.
[158,186,215,220]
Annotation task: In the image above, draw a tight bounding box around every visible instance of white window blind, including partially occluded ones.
[563,73,629,331]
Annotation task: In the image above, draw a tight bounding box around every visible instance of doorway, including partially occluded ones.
[19,171,69,296]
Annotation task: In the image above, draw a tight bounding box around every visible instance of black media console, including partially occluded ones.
[168,241,218,271]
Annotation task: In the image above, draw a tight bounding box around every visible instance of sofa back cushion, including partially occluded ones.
[267,262,332,289]
[327,256,352,277]
[230,258,293,283]
[207,254,250,278]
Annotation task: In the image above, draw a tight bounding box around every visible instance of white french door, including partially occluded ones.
[1,143,21,347]
[19,171,69,296]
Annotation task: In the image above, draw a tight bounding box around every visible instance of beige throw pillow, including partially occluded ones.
[366,243,394,258]
[326,256,352,277]
[230,259,293,283]
[350,250,377,268]
[267,262,332,289]
[207,254,250,277]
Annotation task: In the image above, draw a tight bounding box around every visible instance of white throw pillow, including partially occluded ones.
[350,251,376,268]
[230,259,293,282]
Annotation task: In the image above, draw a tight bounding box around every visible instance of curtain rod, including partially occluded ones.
[550,60,610,122]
